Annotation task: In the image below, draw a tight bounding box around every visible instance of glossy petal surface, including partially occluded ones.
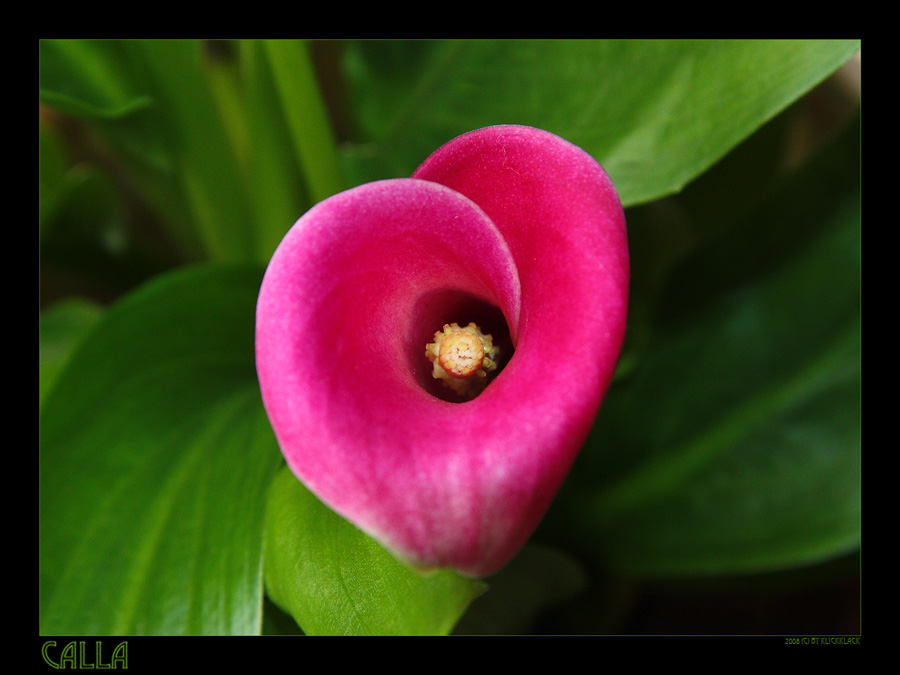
[256,126,628,576]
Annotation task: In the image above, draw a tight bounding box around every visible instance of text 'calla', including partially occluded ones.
[256,125,629,577]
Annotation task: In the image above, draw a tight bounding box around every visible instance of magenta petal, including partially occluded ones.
[257,127,628,577]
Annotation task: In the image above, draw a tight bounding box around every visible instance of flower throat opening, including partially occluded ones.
[408,290,512,402]
[426,322,498,399]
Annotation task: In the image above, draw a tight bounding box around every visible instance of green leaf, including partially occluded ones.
[39,298,104,409]
[39,39,154,119]
[344,39,860,206]
[39,39,258,264]
[39,40,199,262]
[132,40,255,263]
[236,40,314,261]
[40,265,283,635]
[548,118,861,577]
[38,40,174,179]
[264,467,486,636]
[262,39,346,205]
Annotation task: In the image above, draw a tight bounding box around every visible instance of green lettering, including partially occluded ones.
[79,641,95,669]
[60,641,77,669]
[111,642,128,669]
[41,641,59,669]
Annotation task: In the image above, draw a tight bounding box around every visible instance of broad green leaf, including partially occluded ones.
[40,265,282,635]
[264,467,486,636]
[39,298,104,409]
[546,118,861,577]
[343,39,860,206]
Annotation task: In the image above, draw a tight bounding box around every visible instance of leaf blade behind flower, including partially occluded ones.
[343,39,860,207]
[39,265,283,635]
[264,467,487,636]
[546,117,861,577]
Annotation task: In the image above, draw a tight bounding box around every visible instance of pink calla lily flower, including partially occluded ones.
[256,125,628,577]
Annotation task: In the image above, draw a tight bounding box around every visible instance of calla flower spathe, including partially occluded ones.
[256,125,628,577]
